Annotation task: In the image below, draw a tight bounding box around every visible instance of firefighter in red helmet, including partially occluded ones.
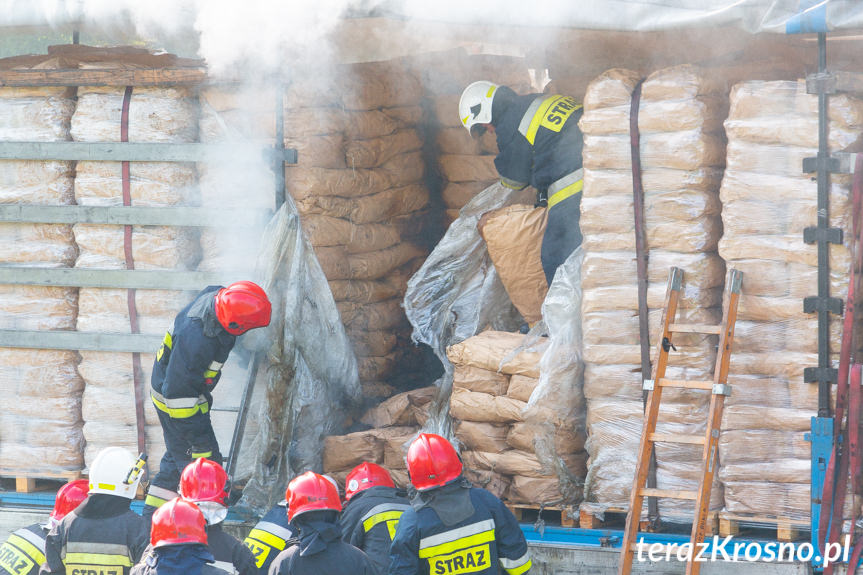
[268,472,376,575]
[143,282,271,522]
[0,479,88,575]
[389,433,532,575]
[131,498,224,575]
[179,459,257,575]
[339,462,410,575]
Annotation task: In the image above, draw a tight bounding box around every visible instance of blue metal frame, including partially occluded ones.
[808,415,834,558]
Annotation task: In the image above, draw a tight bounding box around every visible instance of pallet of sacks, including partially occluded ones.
[578,65,727,521]
[0,75,84,477]
[447,330,587,507]
[284,59,432,399]
[416,50,533,226]
[71,81,201,473]
[717,80,863,522]
[321,386,436,487]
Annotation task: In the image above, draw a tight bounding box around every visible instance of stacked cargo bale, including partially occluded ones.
[446,330,587,505]
[0,83,83,475]
[71,85,201,469]
[321,386,436,486]
[284,60,432,398]
[717,80,863,521]
[418,51,533,225]
[578,65,727,519]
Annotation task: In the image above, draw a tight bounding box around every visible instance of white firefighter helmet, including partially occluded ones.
[88,446,141,499]
[459,81,498,134]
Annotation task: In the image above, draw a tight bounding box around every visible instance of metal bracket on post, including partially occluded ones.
[642,379,655,392]
[803,226,843,246]
[711,383,732,397]
[808,416,834,551]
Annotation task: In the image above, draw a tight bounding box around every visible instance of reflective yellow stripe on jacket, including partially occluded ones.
[500,551,532,575]
[547,168,584,209]
[151,390,209,418]
[517,94,581,145]
[243,522,293,569]
[418,519,496,574]
[63,542,134,575]
[361,503,409,541]
[0,531,45,575]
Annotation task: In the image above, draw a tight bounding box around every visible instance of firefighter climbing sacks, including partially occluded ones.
[418,519,495,575]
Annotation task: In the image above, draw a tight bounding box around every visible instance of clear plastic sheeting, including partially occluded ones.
[522,247,588,505]
[578,65,727,520]
[238,199,362,514]
[404,182,528,436]
[384,1,863,34]
[716,79,863,521]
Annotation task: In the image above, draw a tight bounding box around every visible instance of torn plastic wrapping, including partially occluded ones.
[404,182,527,436]
[237,200,362,514]
[520,248,588,505]
[714,79,863,521]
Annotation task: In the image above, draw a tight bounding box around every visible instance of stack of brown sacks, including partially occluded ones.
[0,84,84,475]
[717,80,863,520]
[420,52,532,225]
[578,66,727,518]
[321,386,436,486]
[284,60,432,398]
[447,331,587,505]
[71,86,200,469]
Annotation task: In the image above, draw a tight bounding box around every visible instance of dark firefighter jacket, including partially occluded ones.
[150,286,235,452]
[339,486,410,575]
[491,85,584,207]
[206,524,257,575]
[267,514,375,575]
[40,494,149,575]
[131,544,224,575]
[388,481,531,575]
[242,504,296,574]
[0,524,47,575]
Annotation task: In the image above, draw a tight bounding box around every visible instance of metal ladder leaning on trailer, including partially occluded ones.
[618,266,743,575]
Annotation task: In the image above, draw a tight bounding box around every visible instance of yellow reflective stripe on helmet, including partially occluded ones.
[94,483,115,491]
[485,85,496,98]
[362,510,404,533]
[246,528,288,550]
[191,450,213,459]
[418,519,497,559]
[65,553,133,568]
[7,534,45,565]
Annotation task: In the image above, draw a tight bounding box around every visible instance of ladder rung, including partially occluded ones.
[668,323,722,335]
[640,488,698,500]
[648,432,706,445]
[657,378,714,390]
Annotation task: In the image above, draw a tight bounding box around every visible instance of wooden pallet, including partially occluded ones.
[506,503,576,528]
[580,506,719,535]
[1,472,83,493]
[718,512,809,542]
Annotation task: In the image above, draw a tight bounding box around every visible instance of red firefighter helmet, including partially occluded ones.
[345,462,395,501]
[50,479,89,523]
[406,433,463,492]
[179,458,229,506]
[214,281,272,336]
[287,471,342,522]
[151,498,208,548]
